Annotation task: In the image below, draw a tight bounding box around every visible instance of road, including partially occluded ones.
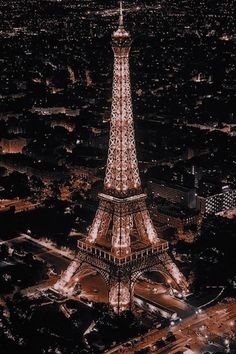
[106,301,236,354]
[135,279,193,318]
[0,198,40,214]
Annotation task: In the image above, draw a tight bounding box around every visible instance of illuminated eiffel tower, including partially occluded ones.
[52,2,188,313]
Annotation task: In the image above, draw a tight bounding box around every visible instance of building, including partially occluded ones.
[152,205,201,231]
[50,119,76,132]
[147,179,197,209]
[197,185,236,215]
[0,137,27,154]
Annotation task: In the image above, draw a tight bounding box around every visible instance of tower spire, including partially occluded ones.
[119,1,124,27]
[113,1,129,39]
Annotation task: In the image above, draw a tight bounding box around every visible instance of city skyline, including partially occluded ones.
[0,1,236,353]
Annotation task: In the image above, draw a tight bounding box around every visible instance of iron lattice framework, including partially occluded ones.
[52,3,188,313]
[87,193,159,256]
[104,29,141,195]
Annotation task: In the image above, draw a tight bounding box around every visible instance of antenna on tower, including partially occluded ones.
[119,1,124,27]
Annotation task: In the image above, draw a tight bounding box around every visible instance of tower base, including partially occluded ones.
[52,238,188,314]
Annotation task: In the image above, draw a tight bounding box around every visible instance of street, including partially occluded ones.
[106,301,236,353]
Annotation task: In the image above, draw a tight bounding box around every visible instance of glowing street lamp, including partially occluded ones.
[224,338,230,346]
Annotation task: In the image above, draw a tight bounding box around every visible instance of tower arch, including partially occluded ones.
[132,266,184,293]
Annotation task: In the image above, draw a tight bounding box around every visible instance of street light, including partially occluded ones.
[167,279,173,296]
[195,308,202,315]
[224,339,230,346]
[224,338,230,353]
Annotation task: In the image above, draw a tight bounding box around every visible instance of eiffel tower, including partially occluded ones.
[51,2,188,313]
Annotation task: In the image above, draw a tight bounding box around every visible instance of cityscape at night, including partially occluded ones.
[0,1,236,353]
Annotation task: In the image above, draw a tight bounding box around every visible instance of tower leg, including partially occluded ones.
[109,281,133,314]
[53,258,82,295]
[160,253,189,292]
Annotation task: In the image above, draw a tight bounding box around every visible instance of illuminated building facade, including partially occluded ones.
[197,186,236,215]
[148,179,197,209]
[52,3,188,313]
[0,137,27,154]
